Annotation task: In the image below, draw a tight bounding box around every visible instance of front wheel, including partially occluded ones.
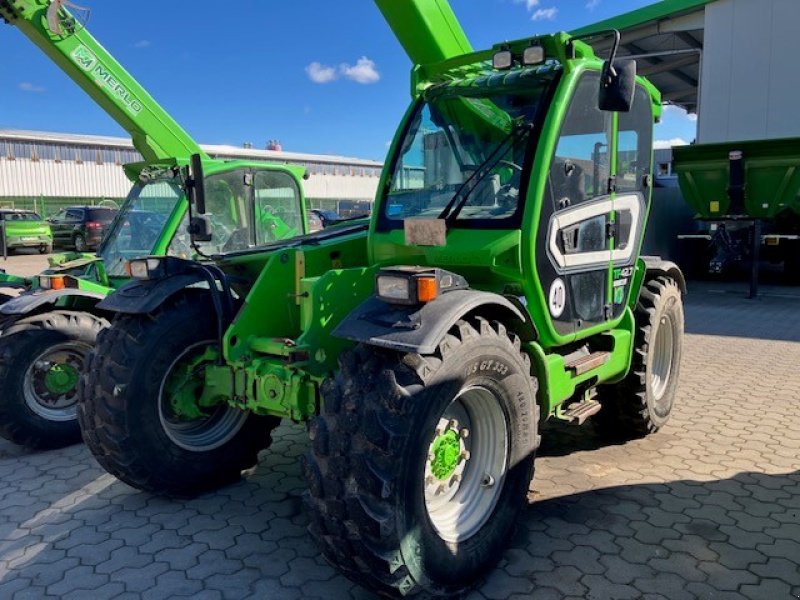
[0,311,108,449]
[78,294,280,496]
[595,276,684,438]
[304,318,540,598]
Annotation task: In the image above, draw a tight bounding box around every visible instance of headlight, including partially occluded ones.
[376,276,411,302]
[38,275,66,290]
[375,267,468,306]
[127,257,165,280]
[492,49,513,70]
[523,45,545,66]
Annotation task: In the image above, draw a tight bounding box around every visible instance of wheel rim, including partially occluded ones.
[23,342,89,422]
[423,385,509,544]
[157,341,247,452]
[650,314,675,403]
[75,236,85,251]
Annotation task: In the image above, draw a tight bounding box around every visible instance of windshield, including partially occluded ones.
[381,79,555,228]
[98,176,183,277]
[3,212,42,222]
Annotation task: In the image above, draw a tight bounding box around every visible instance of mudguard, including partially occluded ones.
[641,256,687,294]
[333,289,534,355]
[97,273,207,315]
[0,289,105,316]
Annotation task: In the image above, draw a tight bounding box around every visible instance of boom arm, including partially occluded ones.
[373,0,472,66]
[0,0,206,163]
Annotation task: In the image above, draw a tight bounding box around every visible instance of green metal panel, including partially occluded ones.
[0,0,205,163]
[571,0,717,37]
[374,0,472,66]
[674,138,800,219]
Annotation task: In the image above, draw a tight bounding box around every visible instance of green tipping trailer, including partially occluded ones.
[673,139,800,285]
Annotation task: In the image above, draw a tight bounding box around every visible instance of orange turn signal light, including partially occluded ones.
[416,277,438,303]
[51,276,65,291]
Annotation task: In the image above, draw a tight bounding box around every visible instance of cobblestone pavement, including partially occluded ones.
[1,283,799,599]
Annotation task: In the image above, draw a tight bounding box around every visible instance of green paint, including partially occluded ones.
[43,362,79,395]
[430,429,461,480]
[164,345,220,420]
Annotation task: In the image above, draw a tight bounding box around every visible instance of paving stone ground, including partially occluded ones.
[1,281,799,599]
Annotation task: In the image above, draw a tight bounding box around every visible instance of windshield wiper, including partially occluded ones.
[437,121,534,223]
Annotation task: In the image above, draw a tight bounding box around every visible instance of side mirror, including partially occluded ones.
[188,215,213,243]
[599,59,636,112]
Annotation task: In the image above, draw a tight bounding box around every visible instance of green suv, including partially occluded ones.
[0,210,53,254]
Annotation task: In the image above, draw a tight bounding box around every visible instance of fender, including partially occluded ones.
[0,289,105,316]
[641,256,687,294]
[97,272,207,315]
[333,289,535,355]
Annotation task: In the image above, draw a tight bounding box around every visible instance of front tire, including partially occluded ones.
[78,294,280,496]
[595,276,684,438]
[304,318,540,598]
[0,311,107,449]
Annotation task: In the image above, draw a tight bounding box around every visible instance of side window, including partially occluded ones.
[617,86,653,193]
[549,72,612,209]
[66,209,83,221]
[253,171,303,244]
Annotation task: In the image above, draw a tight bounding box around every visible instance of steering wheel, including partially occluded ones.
[497,159,523,173]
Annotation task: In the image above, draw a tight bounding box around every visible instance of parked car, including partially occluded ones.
[0,209,53,254]
[309,208,342,228]
[306,210,324,233]
[48,206,118,252]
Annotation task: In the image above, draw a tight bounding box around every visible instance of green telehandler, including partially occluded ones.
[80,1,686,593]
[0,0,313,449]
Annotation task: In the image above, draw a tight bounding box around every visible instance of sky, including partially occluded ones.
[0,0,698,161]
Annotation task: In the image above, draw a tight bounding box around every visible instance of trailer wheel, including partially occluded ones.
[304,318,539,598]
[78,294,280,497]
[0,311,107,449]
[595,276,684,438]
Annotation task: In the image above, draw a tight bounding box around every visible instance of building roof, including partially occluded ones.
[572,0,716,113]
[0,128,383,168]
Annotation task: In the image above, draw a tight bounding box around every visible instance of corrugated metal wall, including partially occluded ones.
[698,0,800,143]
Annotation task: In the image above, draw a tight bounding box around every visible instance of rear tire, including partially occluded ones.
[595,276,684,438]
[304,318,539,598]
[0,311,107,449]
[78,294,280,496]
[73,234,86,253]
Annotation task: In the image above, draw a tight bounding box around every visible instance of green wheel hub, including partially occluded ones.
[43,362,80,395]
[429,428,462,481]
[163,346,219,420]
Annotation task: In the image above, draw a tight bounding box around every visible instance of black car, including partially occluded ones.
[49,206,118,252]
[309,209,342,228]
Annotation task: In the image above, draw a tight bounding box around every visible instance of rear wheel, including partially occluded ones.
[0,311,107,449]
[304,318,539,597]
[73,234,86,252]
[78,294,280,496]
[595,276,684,438]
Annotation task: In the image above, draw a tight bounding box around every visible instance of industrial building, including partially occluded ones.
[0,129,383,217]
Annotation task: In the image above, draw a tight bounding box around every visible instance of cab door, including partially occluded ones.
[536,71,615,338]
[610,84,654,318]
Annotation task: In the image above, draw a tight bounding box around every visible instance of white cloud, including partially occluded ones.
[18,82,45,93]
[663,104,698,121]
[134,40,151,49]
[340,57,380,85]
[532,7,558,20]
[654,138,690,150]
[306,62,338,84]
[586,0,601,9]
[514,0,540,9]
